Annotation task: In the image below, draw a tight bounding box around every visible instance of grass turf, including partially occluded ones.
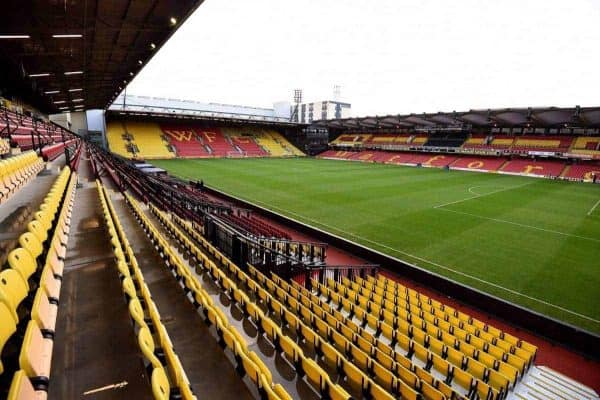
[152,157,600,333]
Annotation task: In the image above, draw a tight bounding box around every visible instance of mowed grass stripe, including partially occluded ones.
[153,157,600,333]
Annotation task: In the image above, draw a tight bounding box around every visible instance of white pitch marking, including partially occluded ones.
[434,181,533,209]
[436,207,600,243]
[587,198,600,216]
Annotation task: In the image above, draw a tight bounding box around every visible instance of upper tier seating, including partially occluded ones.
[511,136,573,153]
[462,135,490,149]
[331,134,372,146]
[161,125,210,158]
[488,135,514,149]
[570,136,600,157]
[410,135,428,146]
[195,128,237,157]
[500,159,566,177]
[0,151,45,204]
[124,122,174,159]
[363,134,412,145]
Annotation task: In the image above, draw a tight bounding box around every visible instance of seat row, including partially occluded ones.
[95,181,196,400]
[150,203,402,400]
[247,266,471,400]
[323,277,525,382]
[1,166,76,399]
[362,275,536,364]
[312,278,510,399]
[0,151,45,204]
[126,195,297,400]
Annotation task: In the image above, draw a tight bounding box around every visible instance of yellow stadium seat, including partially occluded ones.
[7,369,48,400]
[302,357,328,394]
[0,269,29,323]
[19,320,53,382]
[138,326,162,370]
[31,289,58,335]
[151,367,171,400]
[8,247,38,283]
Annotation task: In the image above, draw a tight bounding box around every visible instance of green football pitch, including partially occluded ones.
[152,157,600,333]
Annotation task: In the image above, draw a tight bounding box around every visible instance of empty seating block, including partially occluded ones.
[161,125,210,158]
[124,122,174,159]
[500,159,566,177]
[1,151,44,204]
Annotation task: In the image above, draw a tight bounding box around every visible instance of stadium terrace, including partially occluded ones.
[0,1,598,400]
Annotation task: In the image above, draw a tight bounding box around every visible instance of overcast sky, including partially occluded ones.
[126,0,600,117]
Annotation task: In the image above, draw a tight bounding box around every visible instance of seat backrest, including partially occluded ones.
[151,367,171,400]
[19,319,50,378]
[27,220,48,243]
[0,269,29,322]
[138,327,162,369]
[7,369,42,400]
[19,232,43,259]
[32,290,53,332]
[8,247,38,282]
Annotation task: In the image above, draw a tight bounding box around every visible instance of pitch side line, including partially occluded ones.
[436,207,600,243]
[588,199,600,216]
[434,181,533,209]
[217,193,599,324]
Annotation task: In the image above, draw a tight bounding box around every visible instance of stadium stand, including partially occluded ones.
[511,136,573,153]
[123,122,175,159]
[96,182,196,399]
[161,125,211,157]
[451,156,508,172]
[224,130,268,157]
[0,151,45,204]
[255,130,304,156]
[1,164,76,397]
[561,162,600,181]
[195,128,237,157]
[500,159,566,177]
[462,134,490,149]
[570,136,600,157]
[106,121,135,158]
[424,132,468,148]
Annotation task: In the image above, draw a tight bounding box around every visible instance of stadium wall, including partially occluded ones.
[203,184,600,360]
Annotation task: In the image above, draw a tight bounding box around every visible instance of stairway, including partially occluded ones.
[507,366,599,400]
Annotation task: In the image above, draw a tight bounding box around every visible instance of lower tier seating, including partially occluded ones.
[500,159,566,177]
[0,151,45,205]
[1,166,76,398]
[450,156,508,172]
[126,195,298,400]
[96,182,196,400]
[161,126,210,157]
[561,163,600,181]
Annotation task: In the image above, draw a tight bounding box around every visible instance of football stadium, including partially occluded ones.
[0,1,599,400]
